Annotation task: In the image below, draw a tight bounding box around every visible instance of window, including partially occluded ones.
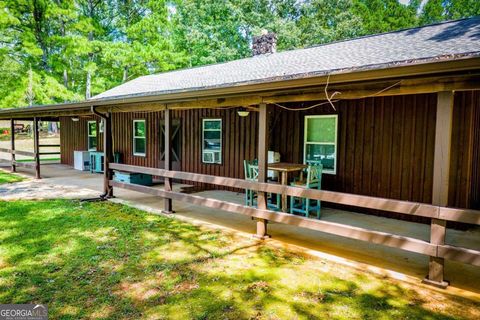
[87,121,97,151]
[202,119,222,164]
[304,115,338,174]
[133,120,146,156]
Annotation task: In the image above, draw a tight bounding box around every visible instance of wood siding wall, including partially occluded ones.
[450,91,480,209]
[60,115,98,165]
[60,91,480,210]
[271,94,437,205]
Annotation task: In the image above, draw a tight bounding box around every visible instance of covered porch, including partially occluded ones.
[1,90,480,290]
[2,162,480,295]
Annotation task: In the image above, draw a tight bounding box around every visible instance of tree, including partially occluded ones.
[298,0,362,47]
[352,0,420,34]
[0,0,80,107]
[420,0,480,25]
[102,0,187,83]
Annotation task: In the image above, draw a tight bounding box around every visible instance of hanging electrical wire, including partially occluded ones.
[270,78,403,112]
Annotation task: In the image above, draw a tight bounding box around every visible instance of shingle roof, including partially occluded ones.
[92,17,480,101]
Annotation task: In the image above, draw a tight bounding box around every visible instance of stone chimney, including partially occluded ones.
[252,29,277,56]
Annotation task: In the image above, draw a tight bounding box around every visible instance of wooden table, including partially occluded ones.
[268,162,307,212]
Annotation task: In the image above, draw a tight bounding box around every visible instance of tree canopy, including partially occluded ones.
[0,0,478,108]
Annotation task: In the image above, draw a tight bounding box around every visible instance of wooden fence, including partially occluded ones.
[0,144,60,175]
[109,163,480,271]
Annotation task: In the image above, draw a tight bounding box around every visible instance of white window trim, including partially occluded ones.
[303,114,338,175]
[133,119,146,157]
[202,118,222,164]
[87,120,97,151]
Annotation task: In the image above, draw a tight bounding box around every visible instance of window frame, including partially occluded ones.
[303,114,338,175]
[201,118,222,164]
[87,120,97,151]
[133,119,147,157]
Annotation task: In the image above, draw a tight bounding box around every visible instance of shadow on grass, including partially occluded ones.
[0,200,477,319]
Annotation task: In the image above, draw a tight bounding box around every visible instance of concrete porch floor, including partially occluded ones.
[2,163,480,297]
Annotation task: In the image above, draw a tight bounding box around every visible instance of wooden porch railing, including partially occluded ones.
[108,163,480,276]
[0,118,45,178]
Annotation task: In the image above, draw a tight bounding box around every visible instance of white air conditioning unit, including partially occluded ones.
[268,151,280,180]
[74,151,90,171]
[203,150,221,164]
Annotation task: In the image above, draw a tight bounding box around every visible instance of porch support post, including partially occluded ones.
[424,91,454,288]
[255,103,270,239]
[33,117,40,179]
[10,119,15,172]
[103,112,114,198]
[162,107,174,214]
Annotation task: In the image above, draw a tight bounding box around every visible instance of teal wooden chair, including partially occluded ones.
[244,160,259,206]
[289,163,322,218]
[243,160,281,211]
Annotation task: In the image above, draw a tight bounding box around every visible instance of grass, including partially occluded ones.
[0,200,478,319]
[0,171,24,184]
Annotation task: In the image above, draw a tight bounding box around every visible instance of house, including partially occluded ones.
[1,17,479,288]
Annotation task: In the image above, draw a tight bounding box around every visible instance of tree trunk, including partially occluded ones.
[86,71,91,99]
[63,69,68,88]
[123,66,128,83]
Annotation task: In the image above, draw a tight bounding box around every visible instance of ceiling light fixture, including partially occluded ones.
[237,107,250,117]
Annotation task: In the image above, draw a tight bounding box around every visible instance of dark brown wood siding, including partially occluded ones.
[60,115,98,165]
[450,90,480,209]
[60,91,480,210]
[270,94,437,205]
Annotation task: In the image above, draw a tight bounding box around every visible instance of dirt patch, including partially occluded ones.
[0,179,97,200]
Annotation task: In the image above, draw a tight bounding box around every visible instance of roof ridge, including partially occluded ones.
[132,16,480,81]
[303,16,480,51]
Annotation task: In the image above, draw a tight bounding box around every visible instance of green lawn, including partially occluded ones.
[0,170,24,184]
[0,200,478,319]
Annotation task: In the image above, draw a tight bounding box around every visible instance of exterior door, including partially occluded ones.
[160,119,181,170]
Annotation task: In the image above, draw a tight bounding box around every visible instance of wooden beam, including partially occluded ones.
[168,96,262,110]
[103,113,113,197]
[432,92,454,206]
[0,148,36,157]
[437,245,480,267]
[109,162,480,225]
[39,144,61,148]
[38,152,61,155]
[12,161,36,169]
[109,163,449,220]
[96,103,166,113]
[439,207,480,225]
[6,110,91,119]
[33,117,40,179]
[263,76,480,105]
[256,103,270,238]
[425,91,454,288]
[163,107,173,213]
[110,180,437,256]
[10,119,15,172]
